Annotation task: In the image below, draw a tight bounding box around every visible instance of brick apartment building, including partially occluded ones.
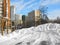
[0,0,11,35]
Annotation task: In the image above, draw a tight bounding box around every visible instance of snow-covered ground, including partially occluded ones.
[0,23,60,45]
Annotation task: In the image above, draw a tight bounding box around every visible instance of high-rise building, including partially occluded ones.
[0,0,3,16]
[28,10,41,21]
[10,6,15,21]
[0,0,11,25]
[27,10,41,26]
[0,0,11,35]
[15,14,22,25]
[1,0,10,19]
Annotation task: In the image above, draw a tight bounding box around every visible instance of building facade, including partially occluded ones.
[0,0,11,35]
[10,6,23,26]
[10,6,15,21]
[26,10,41,27]
[15,14,22,26]
[0,0,11,26]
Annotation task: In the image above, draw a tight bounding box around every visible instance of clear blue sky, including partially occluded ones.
[11,0,60,19]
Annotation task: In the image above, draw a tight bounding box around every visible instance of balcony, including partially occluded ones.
[0,11,2,13]
[0,8,3,11]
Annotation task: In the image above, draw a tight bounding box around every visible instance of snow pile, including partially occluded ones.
[0,23,60,45]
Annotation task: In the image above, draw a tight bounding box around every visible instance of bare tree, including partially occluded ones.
[39,0,49,24]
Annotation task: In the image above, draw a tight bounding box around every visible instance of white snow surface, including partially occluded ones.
[0,23,60,45]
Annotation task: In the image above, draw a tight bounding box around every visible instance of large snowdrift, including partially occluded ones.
[0,23,60,45]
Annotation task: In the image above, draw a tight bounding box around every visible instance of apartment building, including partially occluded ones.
[26,10,41,26]
[15,14,23,25]
[0,0,11,35]
[0,0,11,25]
[0,0,3,31]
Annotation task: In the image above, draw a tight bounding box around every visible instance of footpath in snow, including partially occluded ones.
[0,23,60,45]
